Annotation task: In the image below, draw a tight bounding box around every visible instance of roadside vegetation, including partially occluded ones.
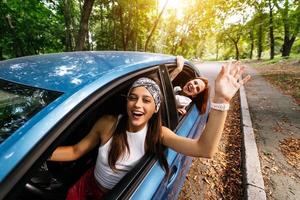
[1,1,299,61]
[246,54,300,105]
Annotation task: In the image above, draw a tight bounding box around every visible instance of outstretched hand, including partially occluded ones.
[214,61,251,103]
[170,55,185,81]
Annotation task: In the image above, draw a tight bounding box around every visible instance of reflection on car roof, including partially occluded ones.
[0,51,174,93]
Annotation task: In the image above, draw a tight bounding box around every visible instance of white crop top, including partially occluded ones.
[94,121,147,189]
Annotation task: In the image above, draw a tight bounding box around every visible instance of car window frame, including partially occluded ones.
[166,63,201,124]
[102,65,176,199]
[3,65,173,200]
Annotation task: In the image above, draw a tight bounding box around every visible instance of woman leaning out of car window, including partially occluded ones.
[170,56,209,115]
[49,61,251,200]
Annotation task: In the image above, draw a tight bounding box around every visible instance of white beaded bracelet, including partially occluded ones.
[211,102,230,111]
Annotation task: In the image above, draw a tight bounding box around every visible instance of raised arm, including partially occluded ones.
[162,61,251,158]
[169,55,184,81]
[49,115,117,161]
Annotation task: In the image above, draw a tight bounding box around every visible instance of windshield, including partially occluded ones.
[0,79,62,144]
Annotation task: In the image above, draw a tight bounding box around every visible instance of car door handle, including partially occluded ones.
[166,162,181,189]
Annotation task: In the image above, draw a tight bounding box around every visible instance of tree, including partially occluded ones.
[0,0,64,59]
[63,0,73,51]
[75,0,95,50]
[268,0,275,59]
[274,0,300,57]
[144,0,168,51]
[252,1,266,60]
[225,24,243,60]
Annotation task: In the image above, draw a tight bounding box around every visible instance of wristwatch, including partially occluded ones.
[210,102,230,111]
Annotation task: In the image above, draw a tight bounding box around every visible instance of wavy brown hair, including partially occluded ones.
[108,109,169,174]
[191,77,209,114]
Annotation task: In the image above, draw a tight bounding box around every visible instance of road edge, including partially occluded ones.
[239,85,267,200]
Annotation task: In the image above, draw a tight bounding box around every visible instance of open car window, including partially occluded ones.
[12,68,170,200]
[167,64,199,121]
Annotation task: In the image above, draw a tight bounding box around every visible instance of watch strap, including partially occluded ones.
[211,102,230,111]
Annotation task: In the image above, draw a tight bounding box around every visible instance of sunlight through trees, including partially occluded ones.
[1,0,299,60]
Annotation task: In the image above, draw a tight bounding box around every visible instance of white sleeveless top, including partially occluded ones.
[94,122,147,189]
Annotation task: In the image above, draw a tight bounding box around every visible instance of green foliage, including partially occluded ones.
[91,0,157,51]
[1,0,299,61]
[0,0,64,59]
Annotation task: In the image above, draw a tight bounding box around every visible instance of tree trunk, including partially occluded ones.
[63,0,73,51]
[268,0,275,59]
[119,8,127,50]
[227,31,240,60]
[282,36,296,57]
[75,0,94,51]
[257,17,263,60]
[216,41,219,61]
[86,31,90,50]
[112,0,117,50]
[281,17,297,57]
[144,0,168,51]
[274,0,299,57]
[249,29,254,59]
[0,46,3,60]
[234,41,239,60]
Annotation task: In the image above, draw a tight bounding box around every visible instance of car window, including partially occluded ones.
[0,79,62,144]
[12,68,168,200]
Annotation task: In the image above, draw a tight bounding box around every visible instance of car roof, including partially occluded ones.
[0,51,175,93]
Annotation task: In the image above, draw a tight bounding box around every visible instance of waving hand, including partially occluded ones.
[214,61,251,103]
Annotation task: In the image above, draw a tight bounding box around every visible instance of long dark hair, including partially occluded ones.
[191,77,209,114]
[108,106,169,174]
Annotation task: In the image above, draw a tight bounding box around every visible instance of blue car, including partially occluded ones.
[0,51,209,200]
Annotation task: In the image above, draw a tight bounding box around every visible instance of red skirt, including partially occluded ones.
[66,167,106,200]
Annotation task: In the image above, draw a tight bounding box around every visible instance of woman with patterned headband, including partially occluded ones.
[49,62,251,199]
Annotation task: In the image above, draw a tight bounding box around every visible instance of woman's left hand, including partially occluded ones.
[214,61,251,103]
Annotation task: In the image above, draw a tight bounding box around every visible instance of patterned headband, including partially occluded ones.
[128,77,161,111]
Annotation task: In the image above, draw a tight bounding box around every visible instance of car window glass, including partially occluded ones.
[0,79,62,144]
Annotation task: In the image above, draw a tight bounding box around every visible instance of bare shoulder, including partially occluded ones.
[162,126,171,133]
[94,115,118,143]
[161,126,176,138]
[94,115,117,127]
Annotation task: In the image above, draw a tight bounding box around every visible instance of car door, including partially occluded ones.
[151,63,210,200]
[4,62,208,200]
[4,65,174,200]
